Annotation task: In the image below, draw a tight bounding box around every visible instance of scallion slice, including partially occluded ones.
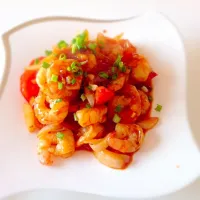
[56,132,64,139]
[55,98,62,103]
[99,72,109,79]
[51,74,58,82]
[113,114,121,123]
[58,82,63,90]
[86,104,91,108]
[73,113,78,121]
[80,94,86,101]
[155,104,162,112]
[59,53,66,60]
[41,62,50,69]
[57,40,68,49]
[34,58,39,65]
[45,50,52,56]
[115,105,122,113]
[71,78,76,85]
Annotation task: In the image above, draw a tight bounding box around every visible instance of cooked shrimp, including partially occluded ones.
[107,123,144,153]
[23,103,36,132]
[138,90,150,115]
[108,74,126,91]
[77,123,104,147]
[36,59,83,99]
[132,56,152,82]
[89,135,109,152]
[76,106,107,127]
[34,92,69,125]
[94,149,131,169]
[37,124,75,165]
[137,117,159,130]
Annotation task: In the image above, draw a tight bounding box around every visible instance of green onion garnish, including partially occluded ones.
[57,40,68,49]
[111,66,116,73]
[58,82,63,90]
[155,104,162,112]
[41,62,50,69]
[148,96,153,102]
[119,62,126,72]
[114,55,122,66]
[74,70,83,77]
[113,114,121,123]
[45,50,52,56]
[80,94,86,101]
[71,78,76,85]
[87,85,92,90]
[73,113,78,121]
[59,53,66,61]
[112,73,118,80]
[67,66,71,71]
[88,43,97,52]
[34,58,39,65]
[71,62,79,72]
[86,104,91,108]
[80,60,88,65]
[51,74,58,82]
[56,132,65,139]
[99,72,109,79]
[115,105,122,113]
[55,98,62,103]
[72,44,77,54]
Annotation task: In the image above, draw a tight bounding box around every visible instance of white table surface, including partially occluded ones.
[0,0,199,199]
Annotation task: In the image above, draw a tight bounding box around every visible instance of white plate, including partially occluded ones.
[0,12,199,199]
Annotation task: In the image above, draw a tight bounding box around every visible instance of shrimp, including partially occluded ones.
[94,149,131,169]
[34,92,69,125]
[76,106,107,127]
[138,90,150,115]
[37,124,75,165]
[36,59,83,99]
[108,84,141,123]
[108,74,126,91]
[77,123,104,147]
[107,123,144,153]
[23,103,36,132]
[132,56,152,82]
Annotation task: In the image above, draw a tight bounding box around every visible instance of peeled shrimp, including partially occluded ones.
[37,124,75,165]
[77,123,104,147]
[107,123,144,153]
[94,149,131,169]
[108,74,126,91]
[138,90,150,115]
[132,56,152,82]
[76,106,107,127]
[34,92,69,125]
[23,103,36,132]
[36,59,83,99]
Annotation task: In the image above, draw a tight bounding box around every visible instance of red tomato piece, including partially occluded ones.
[95,86,114,105]
[20,70,39,102]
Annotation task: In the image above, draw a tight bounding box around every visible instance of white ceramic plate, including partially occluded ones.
[0,12,199,199]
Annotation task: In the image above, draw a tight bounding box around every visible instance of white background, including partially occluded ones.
[0,0,199,199]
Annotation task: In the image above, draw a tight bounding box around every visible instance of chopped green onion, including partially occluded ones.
[71,62,79,72]
[71,78,76,85]
[86,104,91,108]
[56,132,64,139]
[73,113,78,121]
[115,105,122,113]
[72,44,77,54]
[88,43,97,52]
[118,61,126,72]
[148,96,153,102]
[41,62,50,69]
[45,50,52,56]
[112,73,118,80]
[155,104,162,112]
[57,40,68,49]
[34,58,39,65]
[51,74,58,82]
[87,85,92,90]
[80,60,88,65]
[55,98,62,103]
[113,114,121,123]
[99,72,109,79]
[67,66,71,71]
[59,53,66,60]
[58,82,63,90]
[111,66,116,73]
[114,55,122,66]
[80,94,86,101]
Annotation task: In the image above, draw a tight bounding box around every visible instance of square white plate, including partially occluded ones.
[0,12,199,199]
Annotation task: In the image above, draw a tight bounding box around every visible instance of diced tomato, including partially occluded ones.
[68,104,79,112]
[146,71,158,84]
[95,86,114,105]
[29,56,45,65]
[20,70,39,102]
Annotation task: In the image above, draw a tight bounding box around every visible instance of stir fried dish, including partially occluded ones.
[20,30,159,169]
